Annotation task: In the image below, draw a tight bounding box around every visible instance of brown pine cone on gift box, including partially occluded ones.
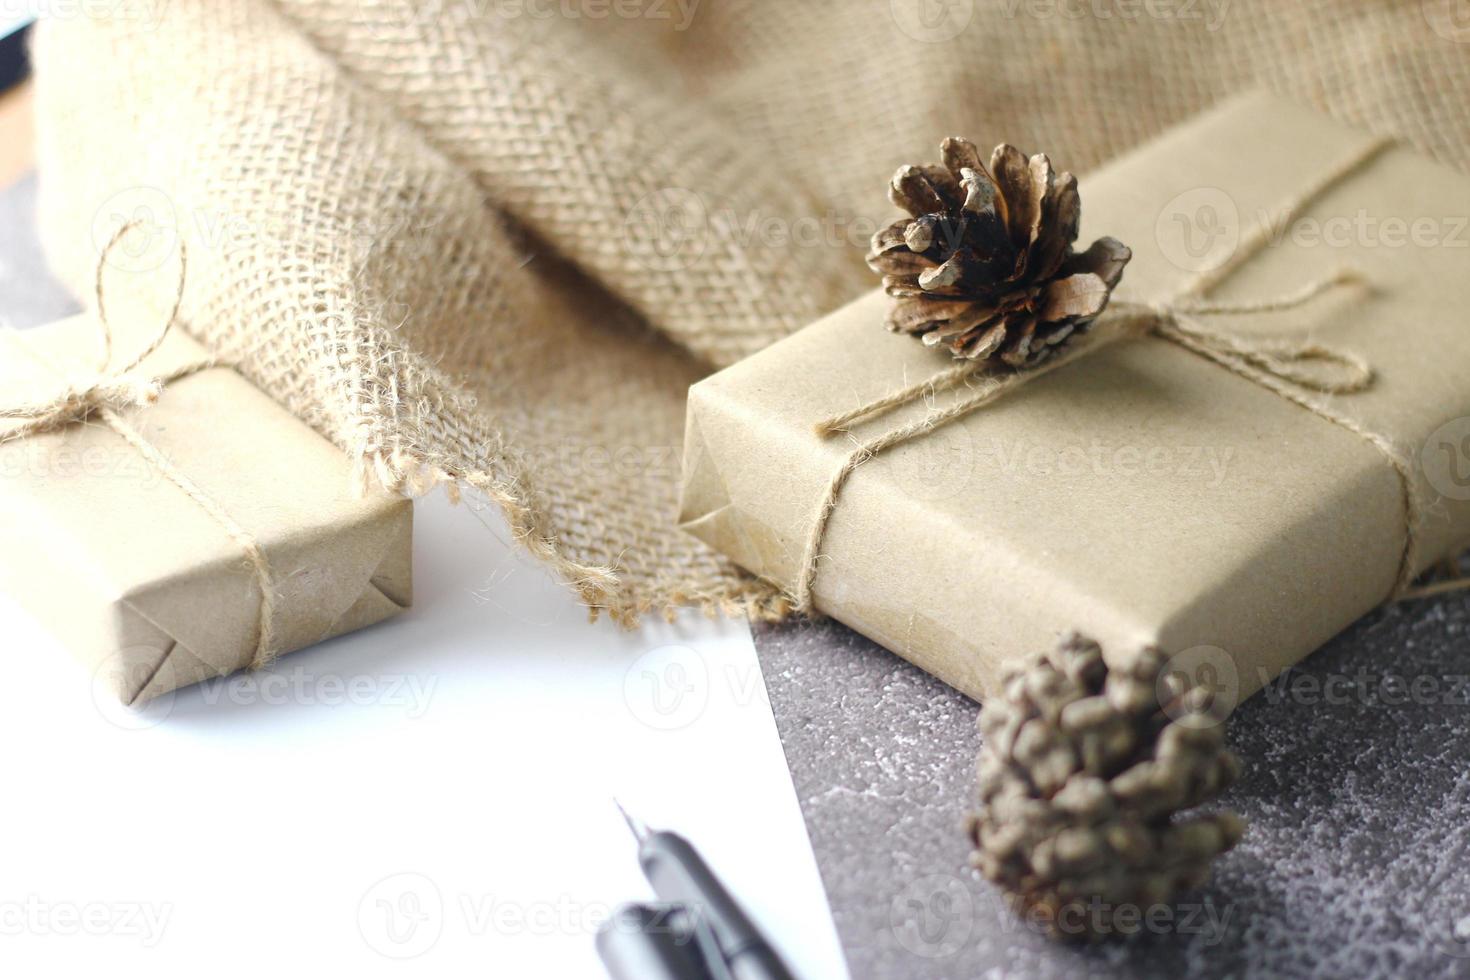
[967,633,1246,941]
[868,138,1132,367]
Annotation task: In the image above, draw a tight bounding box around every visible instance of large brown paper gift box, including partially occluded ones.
[679,92,1470,704]
[0,315,413,705]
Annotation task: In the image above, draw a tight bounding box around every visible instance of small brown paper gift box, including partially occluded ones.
[679,92,1470,704]
[0,314,412,705]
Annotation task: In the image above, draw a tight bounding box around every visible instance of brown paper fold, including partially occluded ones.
[0,314,413,704]
[680,92,1470,703]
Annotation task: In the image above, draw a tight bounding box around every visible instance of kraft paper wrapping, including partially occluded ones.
[0,315,413,705]
[679,92,1470,704]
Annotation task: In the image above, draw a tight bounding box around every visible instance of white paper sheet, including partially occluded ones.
[0,492,847,979]
[0,2,33,41]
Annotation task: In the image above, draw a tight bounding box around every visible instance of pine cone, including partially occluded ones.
[968,633,1245,941]
[868,139,1132,367]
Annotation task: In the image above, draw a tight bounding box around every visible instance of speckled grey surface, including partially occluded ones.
[753,597,1470,980]
[7,171,1470,980]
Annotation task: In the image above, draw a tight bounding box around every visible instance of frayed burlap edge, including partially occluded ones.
[352,447,791,627]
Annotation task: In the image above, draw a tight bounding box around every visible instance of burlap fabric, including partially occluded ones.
[29,1,1470,624]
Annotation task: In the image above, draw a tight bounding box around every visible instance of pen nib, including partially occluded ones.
[613,798,651,844]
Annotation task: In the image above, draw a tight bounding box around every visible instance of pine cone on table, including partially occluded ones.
[967,633,1245,941]
[867,138,1132,367]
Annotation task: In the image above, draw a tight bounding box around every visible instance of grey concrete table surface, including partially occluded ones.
[6,173,1470,980]
[753,605,1470,980]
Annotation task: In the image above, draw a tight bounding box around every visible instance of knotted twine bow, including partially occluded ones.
[795,136,1468,616]
[0,223,280,672]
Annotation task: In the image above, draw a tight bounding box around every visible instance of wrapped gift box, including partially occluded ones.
[679,92,1470,703]
[0,314,413,704]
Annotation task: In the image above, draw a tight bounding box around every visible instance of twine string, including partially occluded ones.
[795,136,1468,615]
[0,222,279,671]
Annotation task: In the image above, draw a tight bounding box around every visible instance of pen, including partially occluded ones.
[596,802,799,980]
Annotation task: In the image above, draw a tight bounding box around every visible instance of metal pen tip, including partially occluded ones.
[613,798,651,844]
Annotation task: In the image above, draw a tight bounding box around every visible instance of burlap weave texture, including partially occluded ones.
[30,1,1470,622]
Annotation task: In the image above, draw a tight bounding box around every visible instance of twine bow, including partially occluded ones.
[0,219,205,447]
[0,222,280,677]
[795,136,1467,616]
[0,342,178,453]
[0,376,162,443]
[1130,271,1373,397]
